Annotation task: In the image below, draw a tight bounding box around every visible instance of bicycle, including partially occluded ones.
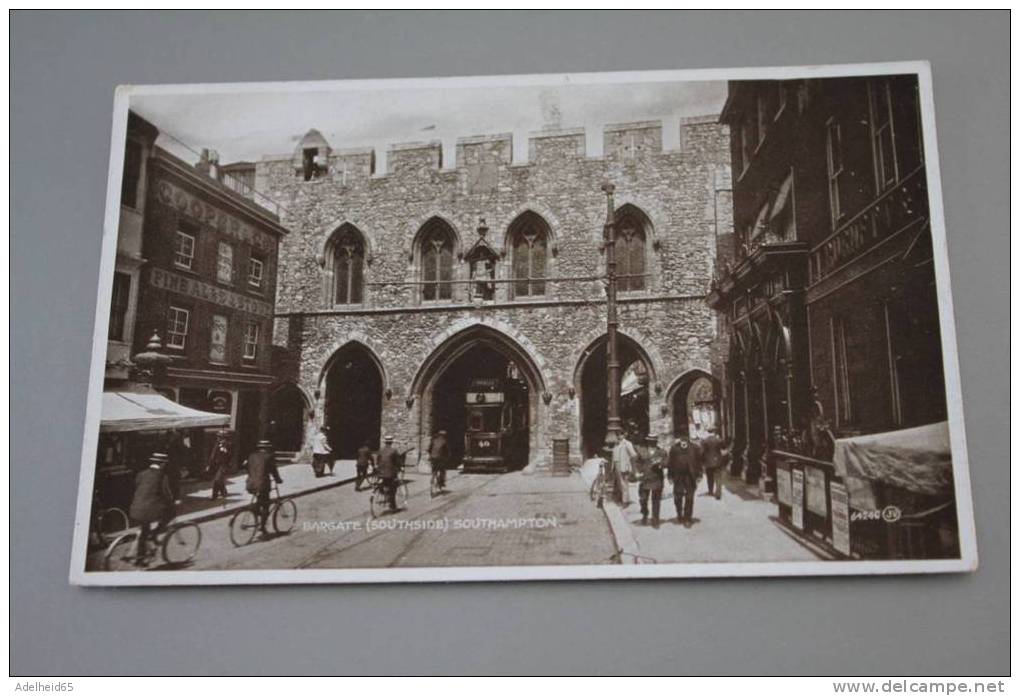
[229,484,297,547]
[429,465,446,499]
[589,460,609,509]
[93,505,130,547]
[103,518,202,571]
[369,469,410,519]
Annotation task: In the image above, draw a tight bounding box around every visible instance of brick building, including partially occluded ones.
[260,116,732,467]
[129,135,289,462]
[709,75,946,486]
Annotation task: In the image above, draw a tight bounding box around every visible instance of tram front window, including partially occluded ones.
[467,407,501,433]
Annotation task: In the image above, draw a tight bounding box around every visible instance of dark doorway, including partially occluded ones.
[429,343,530,468]
[671,372,720,439]
[578,337,650,459]
[324,343,383,459]
[268,384,308,452]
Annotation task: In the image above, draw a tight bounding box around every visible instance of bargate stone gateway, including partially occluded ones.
[262,116,733,468]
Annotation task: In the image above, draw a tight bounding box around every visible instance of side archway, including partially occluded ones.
[665,369,721,440]
[320,341,386,458]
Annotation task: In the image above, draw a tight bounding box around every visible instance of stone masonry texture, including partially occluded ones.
[258,116,732,466]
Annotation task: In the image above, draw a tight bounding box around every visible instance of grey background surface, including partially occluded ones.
[11,11,1009,676]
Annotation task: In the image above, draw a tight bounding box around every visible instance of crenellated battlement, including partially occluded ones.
[258,114,725,183]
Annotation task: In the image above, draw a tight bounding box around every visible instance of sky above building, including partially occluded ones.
[129,74,727,166]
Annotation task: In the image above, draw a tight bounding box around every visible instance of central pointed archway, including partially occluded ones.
[411,324,547,470]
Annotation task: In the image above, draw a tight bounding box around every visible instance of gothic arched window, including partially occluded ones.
[420,219,455,301]
[509,212,550,298]
[330,225,365,305]
[615,206,648,292]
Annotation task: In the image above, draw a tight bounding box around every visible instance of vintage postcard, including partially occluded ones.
[70,62,976,585]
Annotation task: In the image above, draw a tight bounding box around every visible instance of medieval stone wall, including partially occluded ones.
[258,115,732,465]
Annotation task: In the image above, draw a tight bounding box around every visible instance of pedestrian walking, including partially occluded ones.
[375,435,402,512]
[355,439,374,491]
[612,430,637,506]
[128,452,175,565]
[635,434,666,528]
[667,436,702,527]
[206,429,232,501]
[245,439,283,537]
[700,427,727,499]
[428,429,450,490]
[312,426,332,478]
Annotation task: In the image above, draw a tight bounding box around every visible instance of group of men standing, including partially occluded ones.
[611,428,729,529]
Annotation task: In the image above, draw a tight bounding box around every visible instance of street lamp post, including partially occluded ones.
[601,182,623,462]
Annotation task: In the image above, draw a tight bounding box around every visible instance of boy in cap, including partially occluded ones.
[375,435,402,511]
[129,452,176,564]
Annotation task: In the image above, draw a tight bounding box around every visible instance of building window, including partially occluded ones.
[509,213,550,298]
[248,255,265,290]
[174,227,196,270]
[740,116,754,175]
[869,78,898,193]
[615,207,648,292]
[775,82,787,120]
[243,321,260,360]
[167,306,190,349]
[121,139,143,210]
[209,314,228,364]
[216,242,234,283]
[769,171,795,240]
[330,227,364,304]
[108,272,131,341]
[420,219,455,301]
[830,316,853,426]
[756,90,767,147]
[825,118,845,227]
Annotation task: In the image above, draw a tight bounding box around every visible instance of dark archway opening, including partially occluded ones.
[268,384,308,452]
[578,337,650,459]
[429,343,530,469]
[670,372,720,440]
[324,343,383,459]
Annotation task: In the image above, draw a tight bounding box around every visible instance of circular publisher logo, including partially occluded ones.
[881,505,902,523]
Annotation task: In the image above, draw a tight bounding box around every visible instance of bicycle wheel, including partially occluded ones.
[162,523,202,565]
[229,508,259,547]
[430,472,441,498]
[589,474,602,502]
[103,531,140,571]
[369,487,382,519]
[396,480,410,509]
[272,498,297,533]
[98,507,129,544]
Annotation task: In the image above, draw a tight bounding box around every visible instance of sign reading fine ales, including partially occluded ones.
[830,481,852,556]
[792,469,805,530]
[150,268,273,317]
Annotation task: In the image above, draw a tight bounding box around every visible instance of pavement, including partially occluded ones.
[581,461,823,565]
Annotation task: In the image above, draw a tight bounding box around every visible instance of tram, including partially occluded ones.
[461,376,529,472]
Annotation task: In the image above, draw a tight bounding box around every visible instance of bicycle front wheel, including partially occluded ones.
[229,508,259,547]
[162,523,202,565]
[369,488,382,519]
[273,498,297,534]
[396,480,410,509]
[98,507,129,544]
[103,531,139,571]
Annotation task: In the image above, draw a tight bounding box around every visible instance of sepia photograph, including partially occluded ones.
[69,62,976,585]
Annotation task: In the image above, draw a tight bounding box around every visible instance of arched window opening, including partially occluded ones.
[329,225,365,305]
[615,206,648,292]
[509,213,550,298]
[420,220,455,301]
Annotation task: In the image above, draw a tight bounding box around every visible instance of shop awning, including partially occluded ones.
[100,391,230,433]
[832,421,953,498]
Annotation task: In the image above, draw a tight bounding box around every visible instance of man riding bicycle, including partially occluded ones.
[128,452,176,565]
[375,435,402,512]
[245,439,283,537]
[428,429,450,492]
